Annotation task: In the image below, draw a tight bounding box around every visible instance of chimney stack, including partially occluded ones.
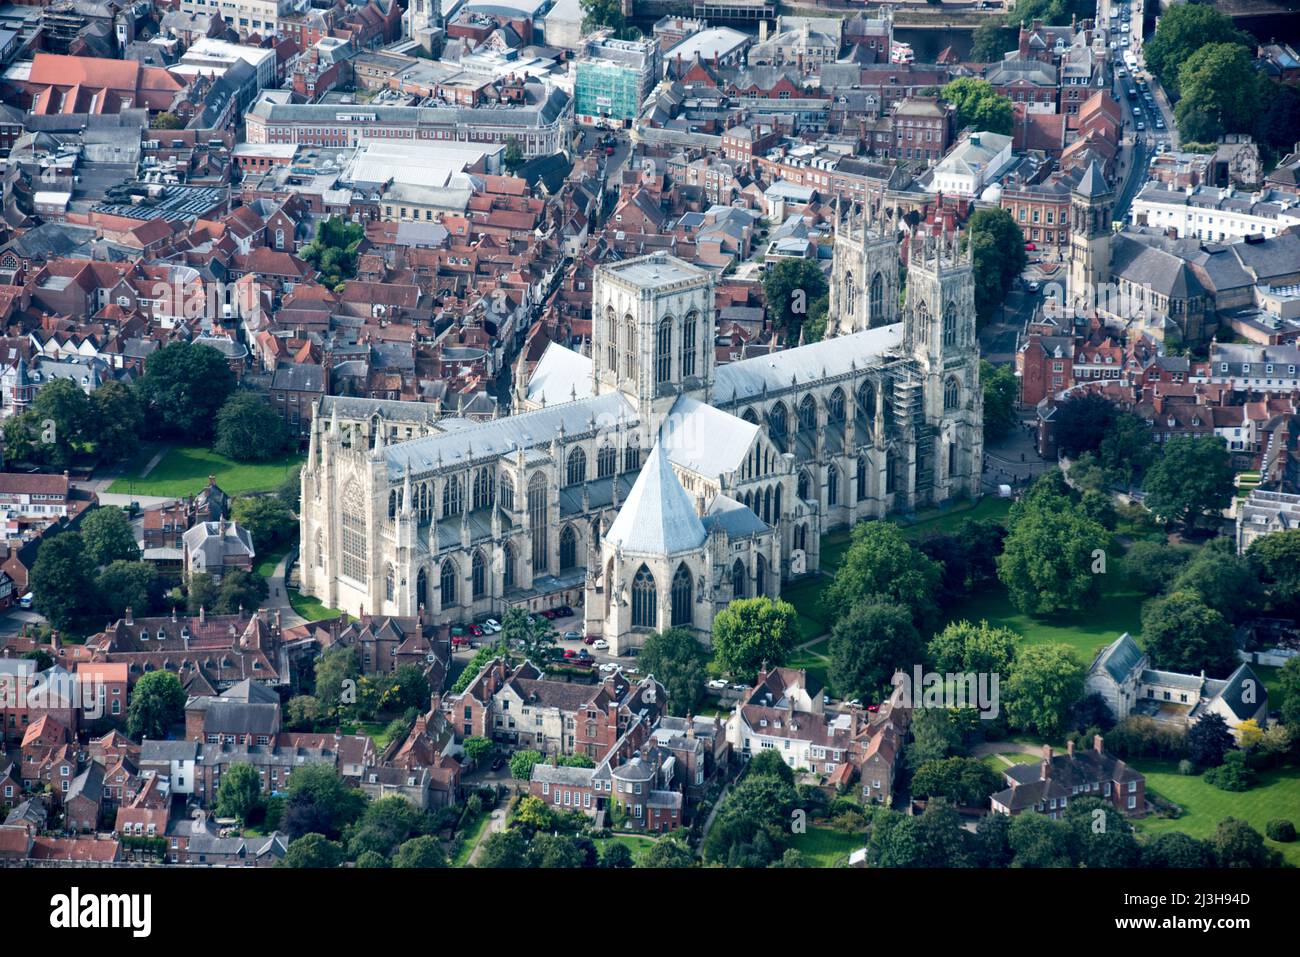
[125,606,134,626]
[1067,739,1075,758]
[1040,744,1053,780]
[1093,733,1104,754]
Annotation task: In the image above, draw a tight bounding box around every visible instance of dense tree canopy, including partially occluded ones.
[80,507,142,567]
[638,628,710,717]
[1143,436,1233,531]
[762,257,829,342]
[127,670,187,740]
[963,207,1026,326]
[711,597,799,680]
[1145,4,1249,97]
[980,360,1018,442]
[1174,42,1263,143]
[137,342,237,440]
[824,521,944,633]
[1141,591,1238,678]
[30,531,96,630]
[941,78,1014,136]
[828,601,923,702]
[997,486,1109,616]
[215,393,292,462]
[1004,643,1085,738]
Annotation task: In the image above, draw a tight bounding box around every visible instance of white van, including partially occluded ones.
[18,593,33,609]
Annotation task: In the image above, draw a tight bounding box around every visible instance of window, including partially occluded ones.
[731,559,746,598]
[597,444,617,479]
[472,467,494,511]
[443,475,463,517]
[768,403,788,452]
[869,271,883,319]
[828,389,845,423]
[385,564,395,601]
[656,318,672,384]
[340,481,368,583]
[670,562,693,627]
[943,302,957,347]
[944,376,960,410]
[827,464,839,506]
[631,564,657,629]
[529,473,548,570]
[681,311,698,378]
[472,550,486,600]
[559,525,578,571]
[440,559,457,608]
[566,447,587,487]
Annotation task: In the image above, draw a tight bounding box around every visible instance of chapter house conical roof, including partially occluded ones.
[604,440,706,556]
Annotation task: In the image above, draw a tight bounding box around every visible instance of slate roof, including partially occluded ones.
[714,323,904,403]
[1090,632,1145,683]
[604,440,706,556]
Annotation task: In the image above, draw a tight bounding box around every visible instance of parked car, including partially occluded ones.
[707,679,728,690]
[583,635,598,645]
[599,662,618,673]
[483,619,501,633]
[558,605,574,617]
[469,624,484,638]
[730,683,748,692]
[563,630,581,641]
[592,638,608,650]
[570,657,594,668]
[490,756,504,771]
[563,649,577,659]
[577,649,591,659]
[18,593,33,609]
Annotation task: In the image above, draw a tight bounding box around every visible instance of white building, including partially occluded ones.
[1130,184,1300,242]
[928,131,1013,198]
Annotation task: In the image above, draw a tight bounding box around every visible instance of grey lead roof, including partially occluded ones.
[714,323,905,403]
[604,441,706,557]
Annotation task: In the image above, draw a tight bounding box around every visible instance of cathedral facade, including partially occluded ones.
[299,213,983,653]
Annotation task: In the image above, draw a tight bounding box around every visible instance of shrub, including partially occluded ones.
[1203,750,1255,792]
[1265,819,1296,843]
[1177,759,1195,776]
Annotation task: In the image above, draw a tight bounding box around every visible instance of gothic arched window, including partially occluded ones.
[671,562,693,627]
[417,567,428,609]
[559,524,578,570]
[681,311,698,378]
[827,464,840,507]
[471,550,486,600]
[870,271,884,320]
[529,473,548,570]
[857,454,868,500]
[756,553,768,597]
[501,541,516,591]
[440,559,457,608]
[624,439,640,473]
[797,469,810,501]
[443,475,463,517]
[843,271,855,314]
[566,447,587,487]
[314,528,324,568]
[472,467,494,511]
[944,376,960,410]
[385,564,395,601]
[798,394,816,435]
[742,407,759,425]
[943,302,957,347]
[605,306,617,374]
[656,318,672,384]
[768,403,788,453]
[340,480,367,583]
[731,559,746,598]
[828,388,845,423]
[631,565,657,630]
[597,444,617,479]
[623,315,637,381]
[499,474,515,512]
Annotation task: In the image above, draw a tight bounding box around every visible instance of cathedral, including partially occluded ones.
[298,206,983,653]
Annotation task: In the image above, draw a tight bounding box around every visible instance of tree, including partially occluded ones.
[1185,713,1236,770]
[500,607,554,663]
[1141,831,1216,868]
[286,695,321,729]
[702,774,798,865]
[762,258,829,343]
[828,602,923,702]
[30,532,96,629]
[283,765,365,840]
[1062,797,1140,868]
[1007,812,1074,868]
[1120,541,1195,596]
[637,831,695,868]
[462,736,494,765]
[314,645,360,717]
[940,78,1013,135]
[971,19,1016,63]
[1052,392,1117,458]
[355,850,389,868]
[1246,529,1300,616]
[1204,749,1255,791]
[1175,42,1263,142]
[127,670,186,740]
[1004,644,1084,738]
[748,748,796,785]
[1278,656,1300,729]
[210,569,269,616]
[980,360,1018,441]
[392,835,447,868]
[638,628,710,716]
[1211,817,1283,868]
[4,378,93,469]
[151,111,183,129]
[80,507,141,567]
[300,216,365,290]
[963,207,1026,325]
[215,393,291,463]
[1097,412,1156,487]
[232,495,296,554]
[906,707,963,770]
[1255,84,1300,159]
[824,522,943,632]
[136,342,236,440]
[277,466,303,512]
[96,561,161,619]
[1143,435,1233,531]
[1141,591,1237,678]
[1168,547,1262,625]
[927,619,1018,676]
[348,795,424,859]
[601,842,634,868]
[215,763,263,824]
[502,137,524,173]
[282,833,344,868]
[479,828,530,868]
[803,294,829,344]
[997,490,1108,616]
[1144,4,1247,96]
[90,380,144,464]
[580,0,626,32]
[528,832,586,868]
[911,756,1001,807]
[710,597,799,680]
[510,749,544,781]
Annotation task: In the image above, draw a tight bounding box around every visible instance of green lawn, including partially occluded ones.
[255,544,291,581]
[452,811,492,867]
[594,834,659,865]
[789,825,863,867]
[287,586,344,622]
[944,579,1145,665]
[107,445,303,498]
[981,751,1042,773]
[1133,760,1300,866]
